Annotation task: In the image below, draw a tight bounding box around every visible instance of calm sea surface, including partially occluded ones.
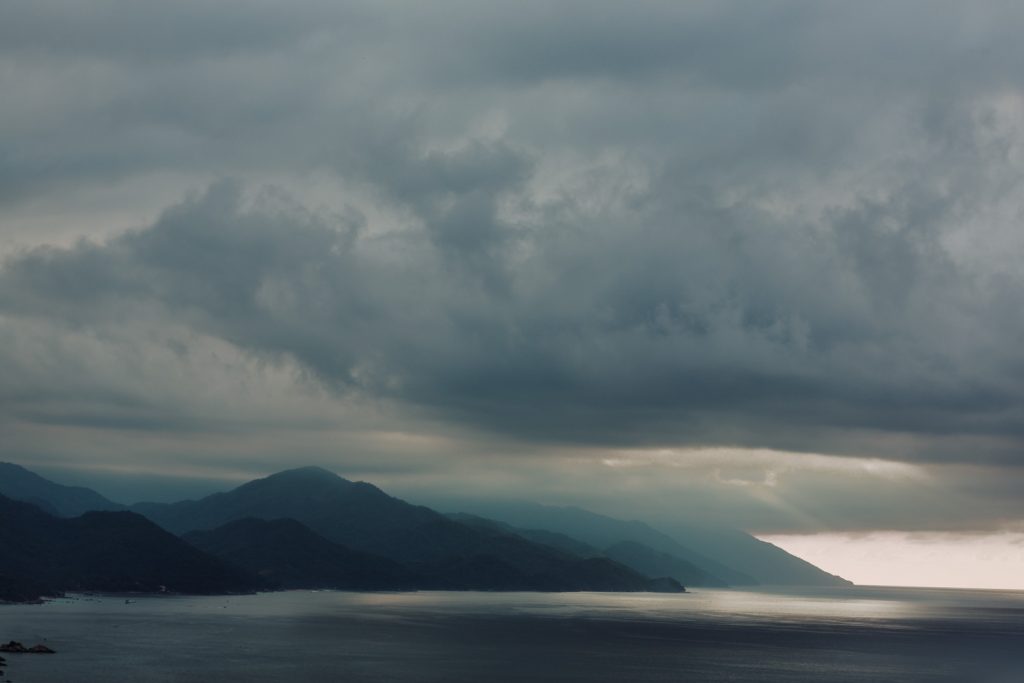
[2,586,1023,682]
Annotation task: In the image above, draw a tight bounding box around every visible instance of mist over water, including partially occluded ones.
[2,587,1023,682]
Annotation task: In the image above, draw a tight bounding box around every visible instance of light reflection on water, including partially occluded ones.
[336,584,1016,623]
[2,586,1023,682]
[345,587,899,620]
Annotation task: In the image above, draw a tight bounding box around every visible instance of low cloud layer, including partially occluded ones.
[2,1,1024,532]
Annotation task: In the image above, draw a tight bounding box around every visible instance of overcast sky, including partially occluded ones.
[2,1,1024,549]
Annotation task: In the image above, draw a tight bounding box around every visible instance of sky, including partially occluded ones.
[2,1,1024,588]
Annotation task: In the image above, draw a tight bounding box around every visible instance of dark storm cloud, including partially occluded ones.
[3,167,1022,465]
[2,0,1024,486]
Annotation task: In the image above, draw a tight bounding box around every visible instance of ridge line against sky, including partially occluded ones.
[2,1,1024,586]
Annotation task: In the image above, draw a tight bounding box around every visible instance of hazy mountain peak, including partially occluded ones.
[0,461,123,517]
[231,466,355,496]
[238,467,395,503]
[260,466,347,482]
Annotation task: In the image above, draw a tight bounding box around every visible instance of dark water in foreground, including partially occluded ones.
[2,586,1023,682]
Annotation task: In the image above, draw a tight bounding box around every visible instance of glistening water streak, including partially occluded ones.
[1,587,1022,682]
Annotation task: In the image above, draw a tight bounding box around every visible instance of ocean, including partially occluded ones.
[1,586,1022,682]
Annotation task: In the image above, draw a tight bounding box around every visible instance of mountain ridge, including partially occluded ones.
[433,499,850,587]
[0,493,259,601]
[3,463,850,598]
[0,462,124,517]
[133,466,684,593]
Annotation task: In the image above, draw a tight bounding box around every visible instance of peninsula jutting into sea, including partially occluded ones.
[0,462,848,603]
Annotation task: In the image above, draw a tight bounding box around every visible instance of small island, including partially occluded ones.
[0,641,56,654]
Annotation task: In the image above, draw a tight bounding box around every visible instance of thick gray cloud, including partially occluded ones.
[2,0,1024,532]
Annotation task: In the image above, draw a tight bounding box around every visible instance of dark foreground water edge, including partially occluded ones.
[2,586,1023,682]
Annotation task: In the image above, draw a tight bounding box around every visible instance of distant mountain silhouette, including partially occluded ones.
[136,467,683,593]
[440,500,755,586]
[659,522,852,587]
[0,494,257,601]
[439,500,850,587]
[447,513,604,558]
[2,463,849,597]
[604,541,727,587]
[184,518,415,590]
[0,462,123,517]
[450,512,726,587]
[427,513,683,591]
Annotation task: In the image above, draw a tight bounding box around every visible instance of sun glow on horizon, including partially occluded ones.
[759,531,1024,591]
